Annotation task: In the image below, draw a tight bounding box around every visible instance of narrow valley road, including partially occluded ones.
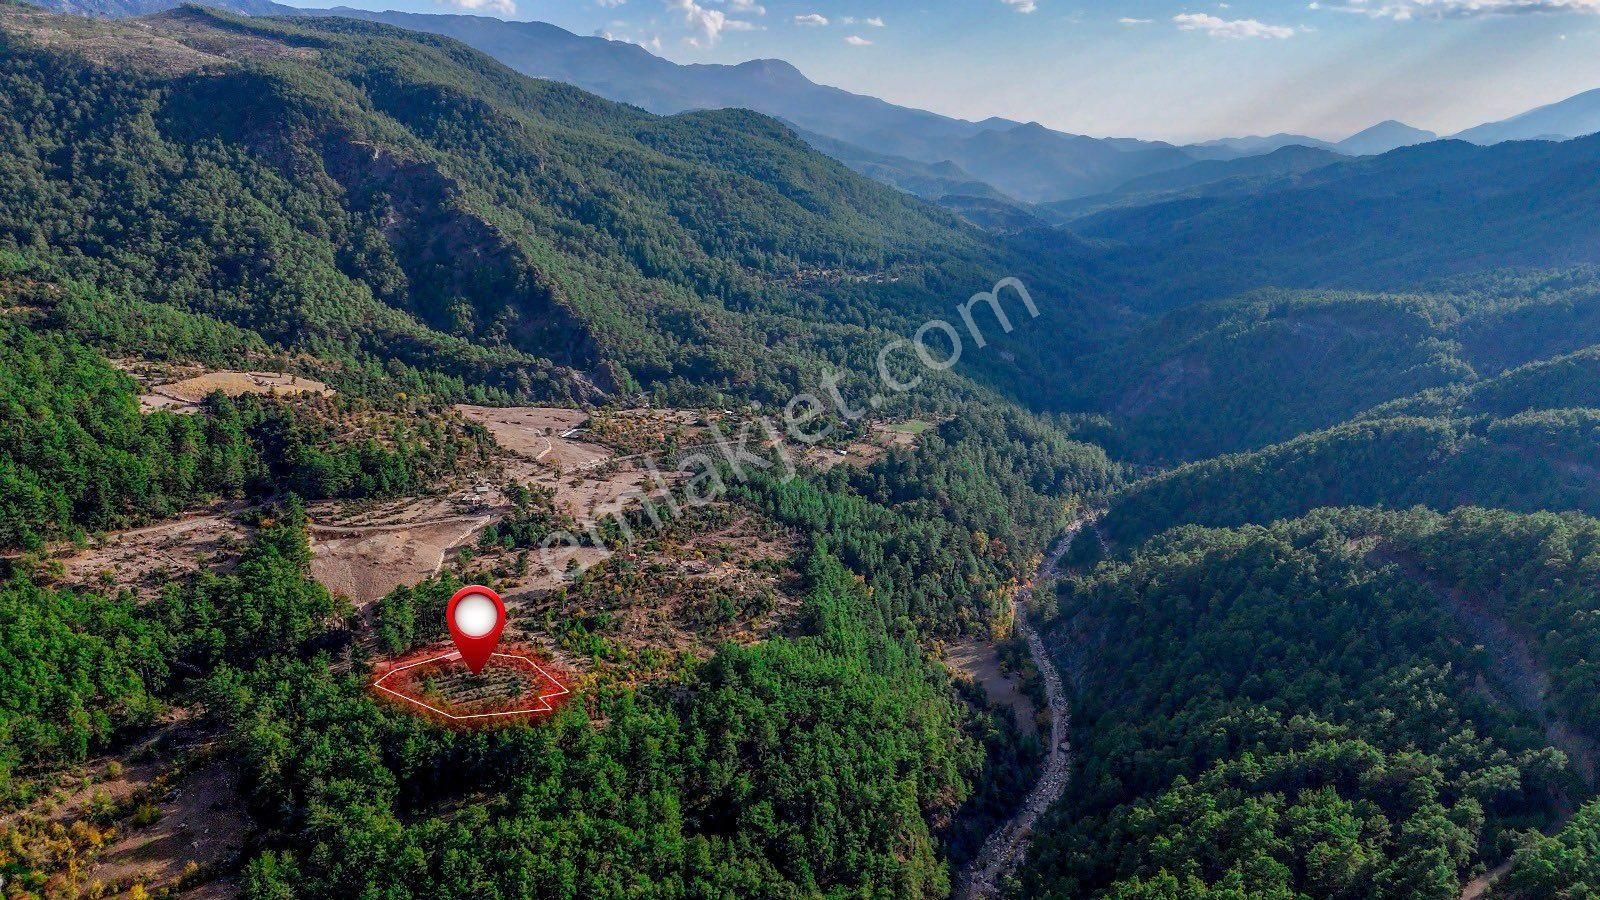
[956,515,1095,900]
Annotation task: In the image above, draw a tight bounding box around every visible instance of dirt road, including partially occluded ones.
[956,516,1092,900]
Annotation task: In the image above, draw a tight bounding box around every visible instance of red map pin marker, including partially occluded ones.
[446,585,505,674]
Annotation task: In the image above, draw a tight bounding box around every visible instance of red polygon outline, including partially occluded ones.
[369,644,572,725]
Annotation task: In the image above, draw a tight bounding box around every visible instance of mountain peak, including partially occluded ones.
[973,116,1023,131]
[730,58,809,84]
[1335,120,1436,156]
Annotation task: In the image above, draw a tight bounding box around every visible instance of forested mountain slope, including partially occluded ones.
[1094,414,1600,550]
[4,4,1599,899]
[1021,265,1600,900]
[0,1,1097,410]
[1064,271,1600,461]
[1026,508,1600,899]
[22,0,286,16]
[1074,137,1600,309]
[0,5,1130,898]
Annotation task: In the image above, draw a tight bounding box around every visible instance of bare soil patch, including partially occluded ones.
[946,639,1039,736]
[0,5,230,76]
[318,406,802,682]
[88,759,251,896]
[309,507,499,606]
[489,507,801,681]
[0,716,250,899]
[52,510,252,603]
[456,405,667,530]
[802,419,934,471]
[456,405,606,470]
[136,369,331,414]
[307,407,654,607]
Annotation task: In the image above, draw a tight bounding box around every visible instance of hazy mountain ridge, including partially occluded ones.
[1073,135,1600,309]
[1041,144,1347,222]
[22,0,1600,214]
[1455,86,1600,145]
[293,8,1208,203]
[1335,119,1437,155]
[1184,131,1338,159]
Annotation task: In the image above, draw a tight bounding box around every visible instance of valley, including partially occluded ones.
[958,522,1084,900]
[0,2,1598,899]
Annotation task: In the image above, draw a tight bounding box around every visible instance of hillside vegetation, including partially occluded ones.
[0,1,1095,410]
[1066,272,1600,461]
[1075,137,1600,309]
[1026,508,1599,899]
[2,3,1599,899]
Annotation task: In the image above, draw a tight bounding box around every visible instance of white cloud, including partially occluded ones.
[864,15,885,25]
[1119,16,1153,23]
[1314,0,1600,18]
[668,0,758,46]
[720,0,765,13]
[443,0,516,15]
[844,34,874,44]
[794,12,829,25]
[595,27,663,49]
[594,0,626,7]
[1001,0,1038,12]
[1173,12,1297,36]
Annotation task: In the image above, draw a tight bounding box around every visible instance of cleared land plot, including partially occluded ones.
[134,368,331,414]
[309,509,499,605]
[583,407,720,456]
[307,407,646,606]
[495,507,801,678]
[457,404,665,529]
[945,639,1040,736]
[803,419,934,471]
[456,404,606,469]
[55,511,251,603]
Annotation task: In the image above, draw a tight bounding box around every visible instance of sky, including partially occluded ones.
[285,0,1600,142]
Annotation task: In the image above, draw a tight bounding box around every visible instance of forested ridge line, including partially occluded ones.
[1019,506,1600,899]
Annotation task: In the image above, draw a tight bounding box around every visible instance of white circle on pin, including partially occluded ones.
[453,594,499,637]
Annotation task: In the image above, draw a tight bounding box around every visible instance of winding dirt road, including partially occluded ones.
[956,517,1092,900]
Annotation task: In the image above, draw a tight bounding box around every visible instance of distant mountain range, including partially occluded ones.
[1454,87,1600,145]
[1104,119,1438,164]
[20,0,1600,210]
[288,8,1209,204]
[1042,144,1348,223]
[23,0,283,14]
[1334,120,1437,156]
[1076,133,1600,307]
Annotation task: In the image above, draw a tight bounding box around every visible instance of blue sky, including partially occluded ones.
[290,0,1600,142]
